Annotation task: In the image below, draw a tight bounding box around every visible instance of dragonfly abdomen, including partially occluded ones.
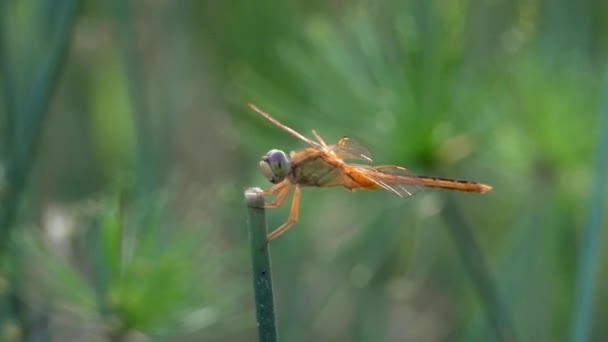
[418,176,492,193]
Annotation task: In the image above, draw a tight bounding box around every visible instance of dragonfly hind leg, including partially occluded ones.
[267,186,301,241]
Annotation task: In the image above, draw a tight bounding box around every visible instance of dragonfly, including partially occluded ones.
[248,103,492,241]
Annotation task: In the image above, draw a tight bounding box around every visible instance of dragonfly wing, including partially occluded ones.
[248,104,323,149]
[354,165,424,198]
[328,137,374,162]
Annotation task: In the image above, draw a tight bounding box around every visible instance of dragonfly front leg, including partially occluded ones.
[267,186,300,241]
[261,180,292,208]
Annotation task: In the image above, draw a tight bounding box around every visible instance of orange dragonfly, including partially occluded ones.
[249,103,492,241]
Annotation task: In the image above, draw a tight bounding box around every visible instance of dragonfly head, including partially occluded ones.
[260,149,291,184]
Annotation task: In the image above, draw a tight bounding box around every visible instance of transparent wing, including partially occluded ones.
[354,165,424,198]
[328,137,374,162]
[248,103,322,149]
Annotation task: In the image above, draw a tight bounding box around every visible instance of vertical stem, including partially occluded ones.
[0,0,16,156]
[109,0,157,195]
[0,0,80,251]
[245,188,278,342]
[443,196,519,342]
[0,1,80,340]
[570,62,608,342]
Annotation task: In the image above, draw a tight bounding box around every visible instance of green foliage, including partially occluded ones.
[19,194,245,339]
[0,0,606,341]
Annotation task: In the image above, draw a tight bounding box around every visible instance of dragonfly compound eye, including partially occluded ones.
[259,149,290,183]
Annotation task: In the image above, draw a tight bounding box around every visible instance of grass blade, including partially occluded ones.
[0,1,80,339]
[0,0,80,251]
[443,196,519,342]
[570,62,608,342]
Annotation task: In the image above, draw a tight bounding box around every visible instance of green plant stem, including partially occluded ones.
[110,0,157,195]
[443,196,519,342]
[570,62,608,342]
[245,188,278,342]
[0,0,16,155]
[0,1,80,340]
[0,0,80,252]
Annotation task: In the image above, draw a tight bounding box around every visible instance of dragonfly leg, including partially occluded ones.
[261,181,292,209]
[267,186,300,241]
[312,129,327,147]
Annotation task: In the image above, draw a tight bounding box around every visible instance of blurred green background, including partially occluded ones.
[0,0,607,341]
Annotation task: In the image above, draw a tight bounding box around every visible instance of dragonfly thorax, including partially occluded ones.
[260,149,291,184]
